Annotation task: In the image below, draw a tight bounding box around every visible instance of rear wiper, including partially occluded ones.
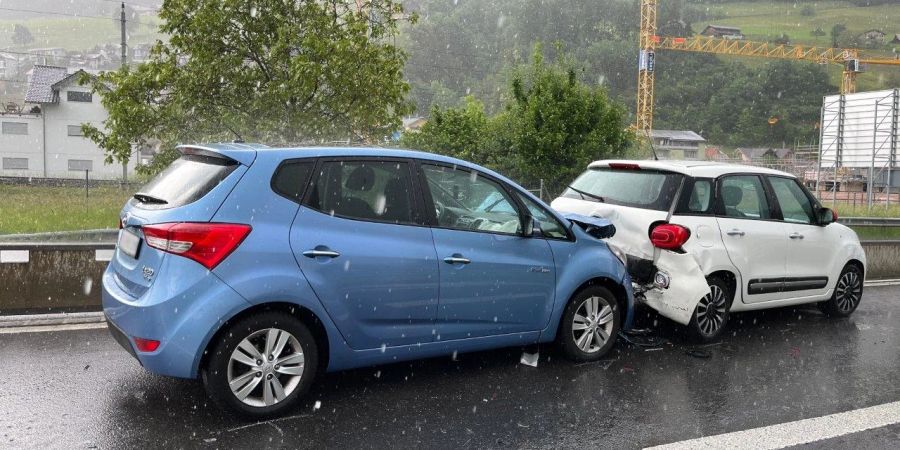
[567,185,605,203]
[133,192,169,205]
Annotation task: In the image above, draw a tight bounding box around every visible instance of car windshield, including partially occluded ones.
[563,168,684,211]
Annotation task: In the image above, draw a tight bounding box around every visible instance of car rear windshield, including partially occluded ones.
[132,154,239,209]
[561,167,683,211]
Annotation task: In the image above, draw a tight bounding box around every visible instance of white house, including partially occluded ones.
[0,65,137,180]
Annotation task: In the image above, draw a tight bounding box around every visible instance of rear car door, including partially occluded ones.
[766,176,835,297]
[419,163,556,341]
[715,174,791,303]
[290,158,440,349]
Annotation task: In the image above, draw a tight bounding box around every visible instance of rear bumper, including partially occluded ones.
[101,261,251,379]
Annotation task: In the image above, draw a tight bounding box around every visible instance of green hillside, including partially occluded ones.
[0,15,162,50]
[701,1,899,49]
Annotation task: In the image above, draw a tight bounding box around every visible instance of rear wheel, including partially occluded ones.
[688,276,731,342]
[820,264,864,317]
[558,286,620,361]
[202,311,318,418]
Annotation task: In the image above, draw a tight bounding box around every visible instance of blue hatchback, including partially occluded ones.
[102,144,634,417]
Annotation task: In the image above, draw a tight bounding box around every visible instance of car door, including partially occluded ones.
[419,163,556,341]
[290,158,440,350]
[766,176,835,297]
[715,174,791,303]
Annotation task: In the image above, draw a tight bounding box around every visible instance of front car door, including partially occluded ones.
[290,158,439,349]
[715,174,791,303]
[766,176,837,298]
[419,163,556,341]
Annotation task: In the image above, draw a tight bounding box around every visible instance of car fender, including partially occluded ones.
[540,225,632,342]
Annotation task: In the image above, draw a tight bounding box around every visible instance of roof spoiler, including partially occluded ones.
[176,143,257,166]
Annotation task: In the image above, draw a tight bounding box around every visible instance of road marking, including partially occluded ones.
[0,322,107,334]
[645,400,900,450]
[0,250,29,263]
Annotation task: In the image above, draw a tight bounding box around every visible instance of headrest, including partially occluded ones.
[345,166,376,191]
[722,185,743,207]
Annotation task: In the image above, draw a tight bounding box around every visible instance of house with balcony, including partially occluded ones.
[650,130,706,160]
[0,65,136,180]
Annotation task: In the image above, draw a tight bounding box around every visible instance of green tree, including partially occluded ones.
[84,0,413,173]
[11,24,33,46]
[405,45,631,194]
[811,27,826,42]
[502,46,631,194]
[831,23,847,48]
[400,96,490,163]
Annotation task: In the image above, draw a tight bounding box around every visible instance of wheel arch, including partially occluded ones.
[197,302,331,377]
[553,276,631,341]
[706,269,738,306]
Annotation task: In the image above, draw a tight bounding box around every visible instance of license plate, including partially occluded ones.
[118,228,141,259]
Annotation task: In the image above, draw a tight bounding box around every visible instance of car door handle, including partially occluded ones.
[443,256,471,265]
[303,249,341,258]
[726,229,745,236]
[789,233,804,240]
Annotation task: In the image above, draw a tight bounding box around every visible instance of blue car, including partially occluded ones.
[102,144,634,417]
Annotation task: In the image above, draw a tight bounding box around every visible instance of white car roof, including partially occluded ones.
[587,159,796,179]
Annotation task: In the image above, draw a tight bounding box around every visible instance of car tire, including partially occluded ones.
[688,276,732,342]
[558,285,620,362]
[202,311,319,418]
[819,264,864,317]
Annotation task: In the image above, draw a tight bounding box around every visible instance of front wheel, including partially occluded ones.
[688,276,731,342]
[820,264,864,317]
[202,311,319,418]
[558,286,620,361]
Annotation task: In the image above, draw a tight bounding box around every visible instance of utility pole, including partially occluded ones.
[120,2,128,183]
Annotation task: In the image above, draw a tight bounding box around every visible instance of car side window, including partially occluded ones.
[271,160,315,202]
[677,178,714,214]
[421,164,522,235]
[514,192,569,239]
[719,175,771,220]
[305,160,414,224]
[769,177,816,224]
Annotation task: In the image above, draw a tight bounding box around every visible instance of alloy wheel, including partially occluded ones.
[696,284,727,336]
[572,296,614,353]
[835,270,863,313]
[227,328,305,407]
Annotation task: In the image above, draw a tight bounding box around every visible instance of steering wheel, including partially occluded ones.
[434,201,445,219]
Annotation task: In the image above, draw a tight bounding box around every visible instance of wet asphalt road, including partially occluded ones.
[1,286,899,449]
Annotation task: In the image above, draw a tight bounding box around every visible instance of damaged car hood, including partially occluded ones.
[563,213,616,239]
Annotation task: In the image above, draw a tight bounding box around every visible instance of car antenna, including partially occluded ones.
[645,130,659,161]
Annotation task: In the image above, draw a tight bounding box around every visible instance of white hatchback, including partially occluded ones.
[552,160,867,341]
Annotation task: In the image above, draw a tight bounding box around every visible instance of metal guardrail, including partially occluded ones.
[839,217,900,227]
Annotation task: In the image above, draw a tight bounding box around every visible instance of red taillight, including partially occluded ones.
[142,222,251,269]
[650,223,690,250]
[133,337,160,352]
[608,162,641,170]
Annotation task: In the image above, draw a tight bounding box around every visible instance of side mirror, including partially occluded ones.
[817,207,836,225]
[523,218,542,237]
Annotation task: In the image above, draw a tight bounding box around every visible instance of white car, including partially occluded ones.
[552,160,867,341]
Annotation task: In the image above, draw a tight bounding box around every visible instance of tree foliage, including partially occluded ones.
[84,0,413,173]
[402,46,632,195]
[11,24,34,46]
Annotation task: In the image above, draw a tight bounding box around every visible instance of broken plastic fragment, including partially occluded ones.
[519,351,539,367]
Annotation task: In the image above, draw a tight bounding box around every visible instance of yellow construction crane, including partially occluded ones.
[635,0,900,136]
